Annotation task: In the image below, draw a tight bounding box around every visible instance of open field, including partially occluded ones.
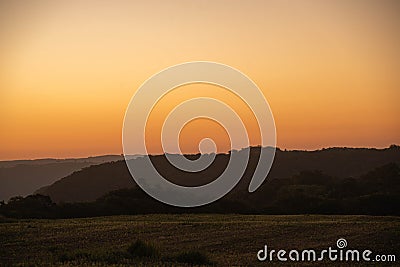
[0,214,399,266]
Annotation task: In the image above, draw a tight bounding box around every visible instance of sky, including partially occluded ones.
[1,0,399,160]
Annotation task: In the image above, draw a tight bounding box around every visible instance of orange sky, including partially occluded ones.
[1,0,399,160]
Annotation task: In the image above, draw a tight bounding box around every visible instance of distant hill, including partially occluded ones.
[35,161,136,203]
[0,155,138,201]
[2,160,399,218]
[35,146,400,203]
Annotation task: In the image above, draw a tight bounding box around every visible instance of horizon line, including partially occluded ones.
[1,144,398,162]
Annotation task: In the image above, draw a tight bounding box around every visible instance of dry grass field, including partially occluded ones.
[0,214,399,266]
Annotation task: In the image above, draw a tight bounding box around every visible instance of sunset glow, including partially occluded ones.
[1,0,399,160]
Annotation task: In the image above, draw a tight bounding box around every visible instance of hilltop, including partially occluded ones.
[35,146,400,203]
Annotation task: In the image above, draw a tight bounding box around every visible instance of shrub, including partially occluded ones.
[127,239,159,259]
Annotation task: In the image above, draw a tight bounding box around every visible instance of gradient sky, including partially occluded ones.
[1,0,399,160]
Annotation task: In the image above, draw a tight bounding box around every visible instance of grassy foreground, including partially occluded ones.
[0,214,399,266]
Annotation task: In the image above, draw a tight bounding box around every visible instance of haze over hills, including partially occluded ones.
[0,155,138,201]
[35,145,400,203]
[0,155,126,168]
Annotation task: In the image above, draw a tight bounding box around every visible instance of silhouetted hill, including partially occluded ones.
[1,161,399,217]
[0,155,138,201]
[35,161,136,203]
[36,146,400,203]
